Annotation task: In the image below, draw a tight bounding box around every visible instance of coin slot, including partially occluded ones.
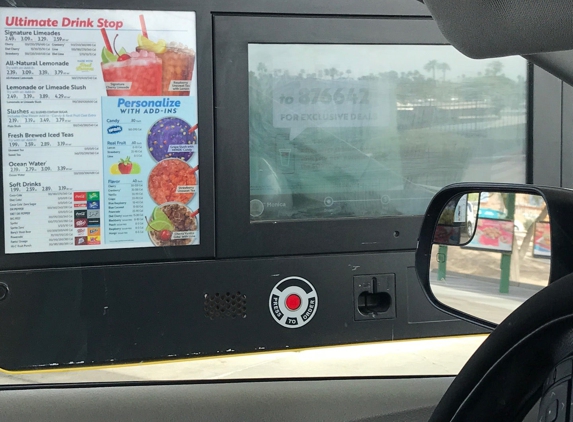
[357,291,392,314]
[353,274,396,321]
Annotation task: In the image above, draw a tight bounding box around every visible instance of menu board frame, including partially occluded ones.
[463,217,515,254]
[533,221,551,258]
[0,7,215,269]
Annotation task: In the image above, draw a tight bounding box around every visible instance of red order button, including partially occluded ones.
[285,294,302,311]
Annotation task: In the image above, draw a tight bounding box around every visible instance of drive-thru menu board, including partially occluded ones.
[0,8,199,253]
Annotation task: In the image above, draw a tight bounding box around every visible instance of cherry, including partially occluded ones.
[159,230,172,241]
[117,54,131,61]
[144,217,173,243]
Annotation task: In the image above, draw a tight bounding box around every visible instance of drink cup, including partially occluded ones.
[101,52,162,96]
[157,43,196,96]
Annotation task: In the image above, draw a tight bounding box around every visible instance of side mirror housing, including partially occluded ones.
[416,183,573,326]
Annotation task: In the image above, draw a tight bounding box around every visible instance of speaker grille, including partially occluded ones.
[204,292,247,319]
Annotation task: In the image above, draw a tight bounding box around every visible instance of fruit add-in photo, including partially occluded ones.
[110,157,141,175]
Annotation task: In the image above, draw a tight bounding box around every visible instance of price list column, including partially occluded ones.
[1,24,104,253]
[106,177,145,243]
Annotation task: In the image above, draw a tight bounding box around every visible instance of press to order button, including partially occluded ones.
[269,276,318,328]
[285,294,302,311]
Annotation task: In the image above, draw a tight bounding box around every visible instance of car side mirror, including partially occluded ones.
[415,183,573,326]
[433,193,478,246]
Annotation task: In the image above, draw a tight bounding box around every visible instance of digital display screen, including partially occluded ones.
[1,8,200,254]
[248,44,528,221]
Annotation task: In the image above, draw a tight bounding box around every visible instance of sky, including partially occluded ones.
[249,44,527,82]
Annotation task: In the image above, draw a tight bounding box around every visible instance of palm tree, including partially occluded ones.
[329,67,339,79]
[257,62,268,74]
[437,62,451,81]
[424,60,439,80]
[485,60,504,77]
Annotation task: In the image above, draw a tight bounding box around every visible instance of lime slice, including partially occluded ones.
[131,162,141,174]
[102,47,117,64]
[118,47,127,56]
[152,206,170,223]
[146,219,174,232]
[101,47,109,64]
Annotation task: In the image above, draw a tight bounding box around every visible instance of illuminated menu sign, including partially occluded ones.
[0,8,199,253]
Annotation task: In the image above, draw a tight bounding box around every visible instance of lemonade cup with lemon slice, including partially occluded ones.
[136,16,196,96]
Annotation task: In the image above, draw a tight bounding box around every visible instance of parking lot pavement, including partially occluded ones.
[431,273,544,323]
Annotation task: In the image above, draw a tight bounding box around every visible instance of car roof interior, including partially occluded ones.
[422,0,573,85]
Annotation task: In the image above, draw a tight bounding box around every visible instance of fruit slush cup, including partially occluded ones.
[157,44,196,96]
[101,54,162,96]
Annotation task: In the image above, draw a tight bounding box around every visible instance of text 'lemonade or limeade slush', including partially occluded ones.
[101,51,162,96]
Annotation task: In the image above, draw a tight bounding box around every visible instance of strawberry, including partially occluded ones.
[118,156,133,174]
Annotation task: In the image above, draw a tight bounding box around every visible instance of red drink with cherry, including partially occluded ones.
[101,50,162,96]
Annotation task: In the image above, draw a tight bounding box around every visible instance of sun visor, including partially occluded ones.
[525,51,573,87]
[423,0,573,58]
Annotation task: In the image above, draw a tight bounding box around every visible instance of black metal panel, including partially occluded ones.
[532,66,563,187]
[0,0,430,17]
[0,251,485,371]
[561,83,573,188]
[214,15,449,258]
